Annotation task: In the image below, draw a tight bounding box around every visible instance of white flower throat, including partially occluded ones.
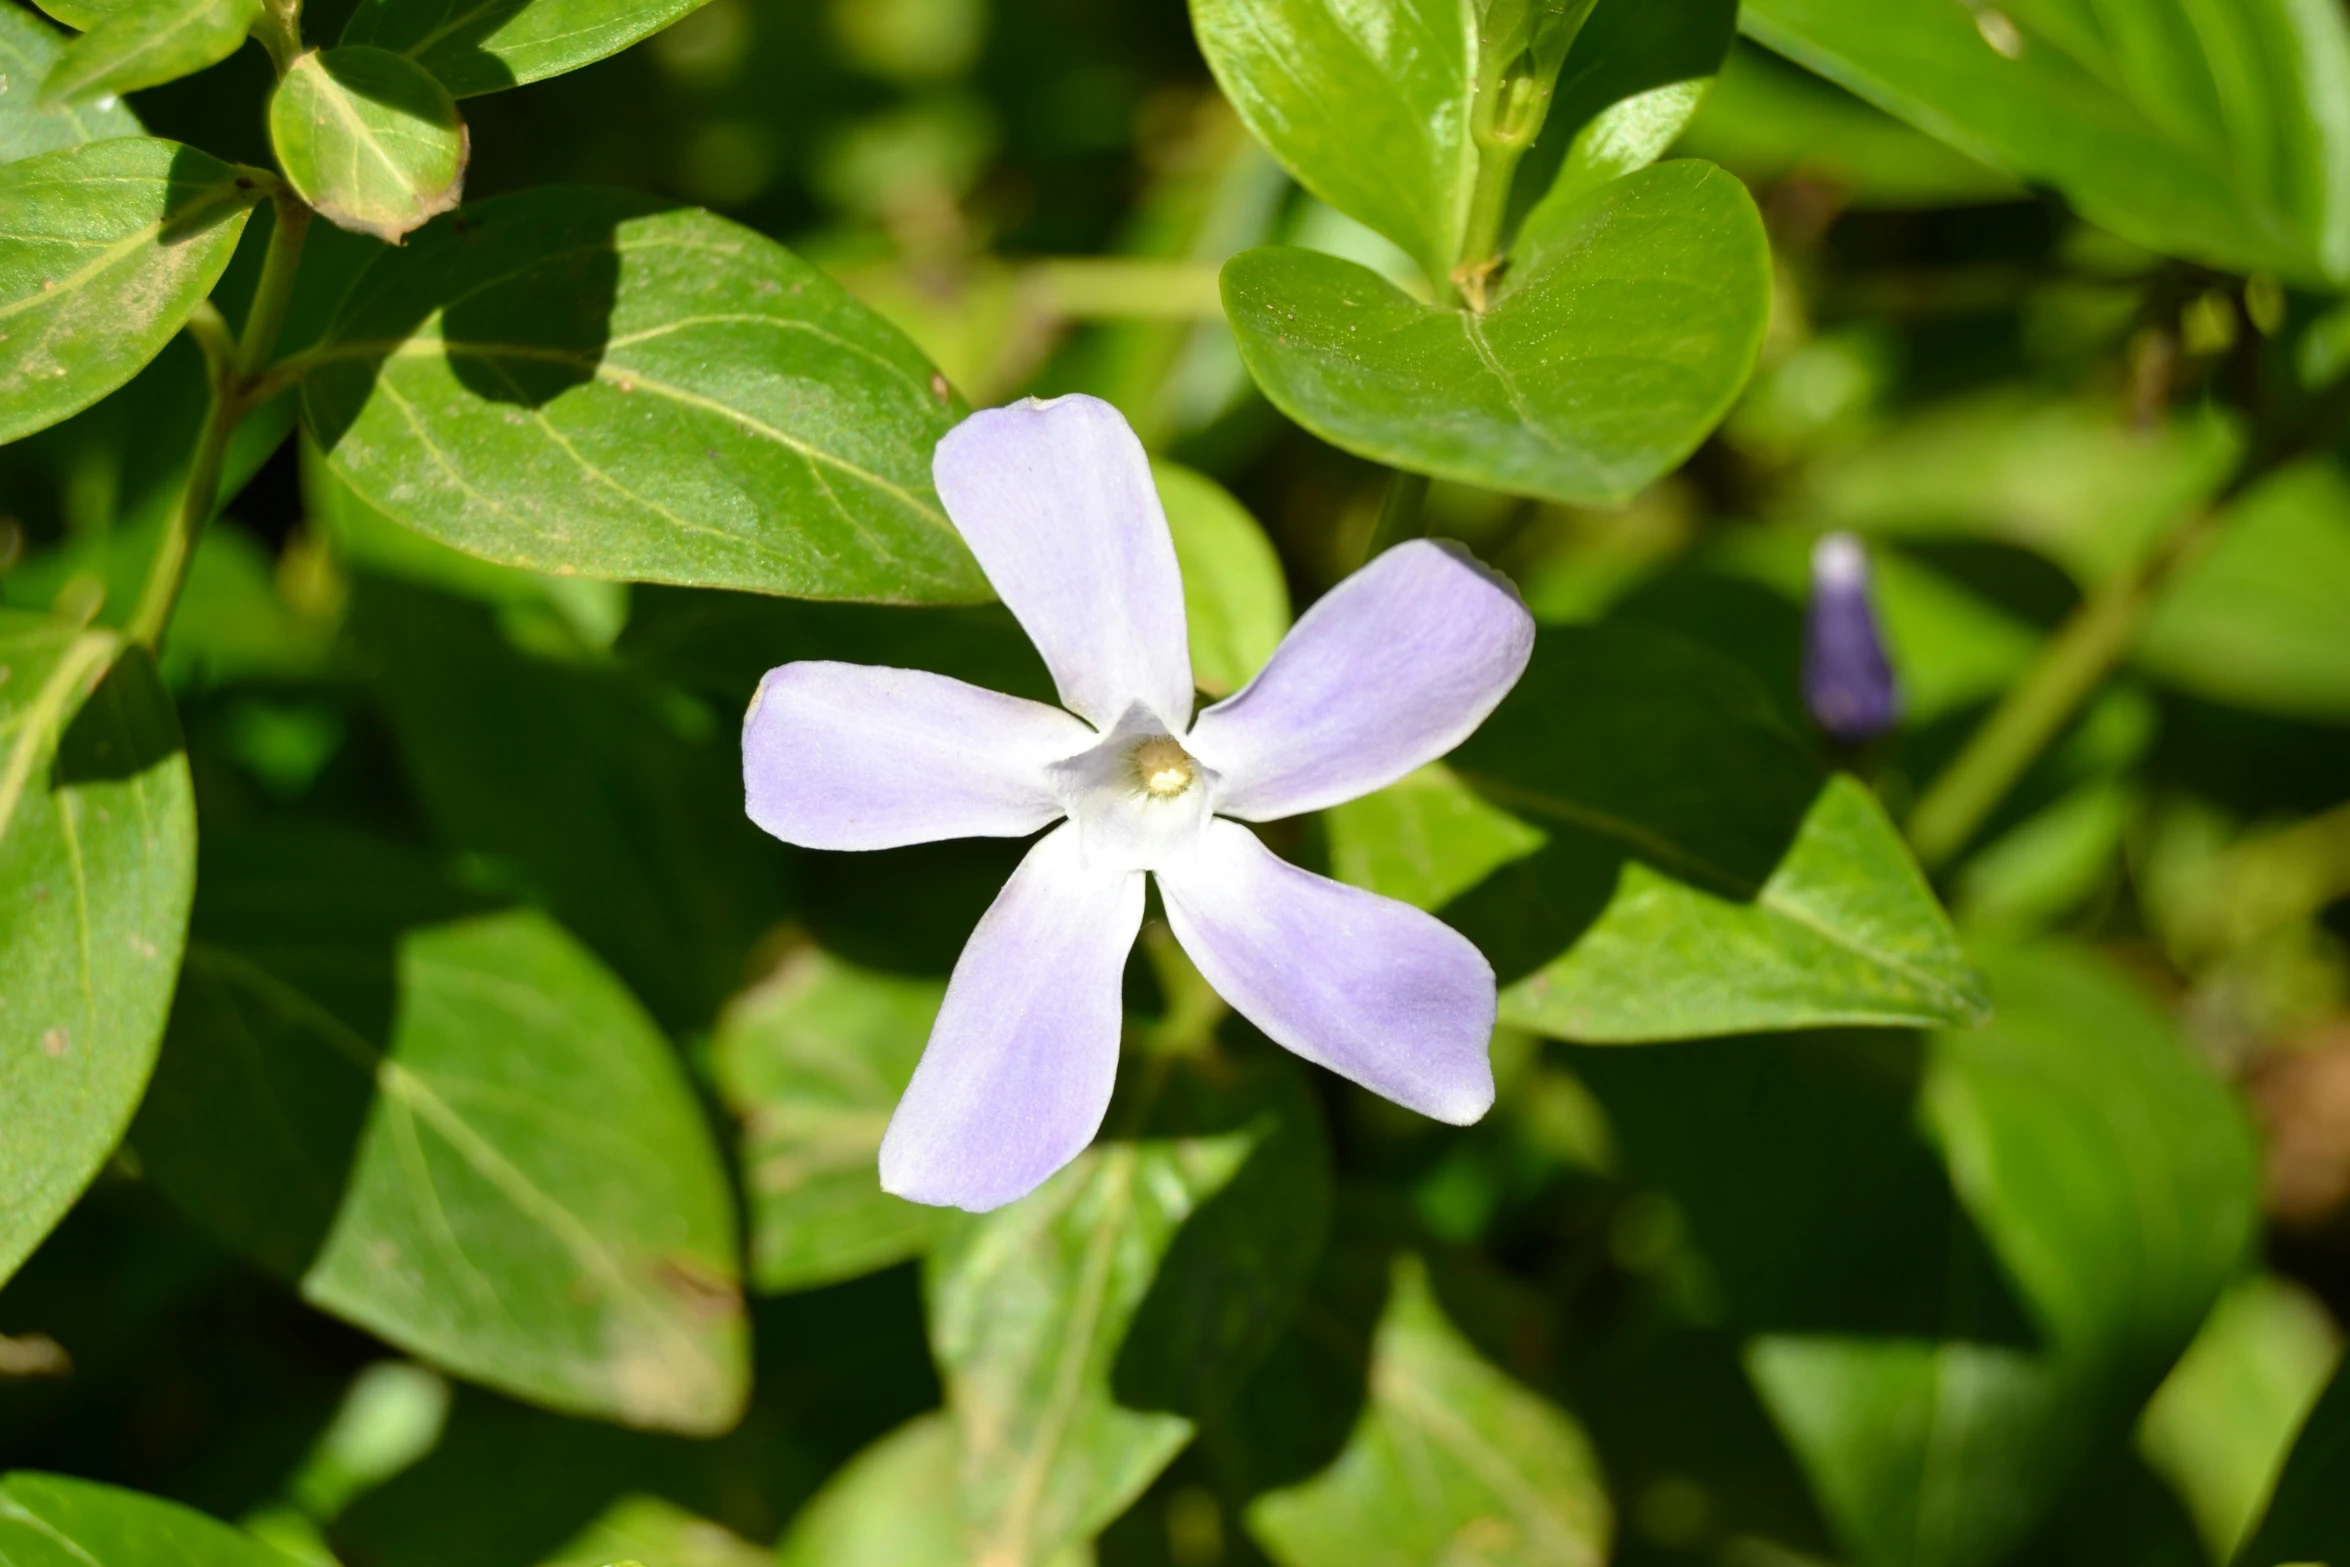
[1046,706,1217,872]
[1131,735,1197,798]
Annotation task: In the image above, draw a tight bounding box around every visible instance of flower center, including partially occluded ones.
[1132,735,1197,798]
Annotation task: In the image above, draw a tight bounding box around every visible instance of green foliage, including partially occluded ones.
[341,0,715,98]
[0,621,193,1287]
[269,47,467,243]
[37,0,261,109]
[302,187,988,603]
[1154,458,1288,695]
[0,138,257,444]
[0,1472,287,1564]
[0,6,140,163]
[1224,162,1770,505]
[1742,0,2350,286]
[2238,1358,2350,1567]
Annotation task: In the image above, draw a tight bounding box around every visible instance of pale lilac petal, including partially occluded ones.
[880,824,1145,1210]
[1185,539,1534,821]
[933,395,1195,731]
[1158,819,1495,1123]
[744,662,1092,851]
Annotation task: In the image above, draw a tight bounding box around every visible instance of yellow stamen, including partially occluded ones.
[1132,736,1197,799]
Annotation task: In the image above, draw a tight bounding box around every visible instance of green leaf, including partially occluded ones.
[37,0,259,108]
[341,0,713,98]
[2238,1358,2350,1567]
[301,186,987,603]
[1189,0,1475,287]
[1514,0,1739,224]
[133,834,749,1433]
[0,5,140,163]
[0,1471,289,1565]
[1154,459,1288,697]
[541,1494,770,1567]
[1747,942,2261,1567]
[2136,459,2350,722]
[1326,623,1986,1041]
[929,1051,1328,1567]
[1740,0,2350,285]
[1223,162,1769,507]
[1246,1255,1611,1567]
[710,945,939,1294]
[0,620,193,1286]
[776,1415,1086,1567]
[269,47,467,244]
[0,137,259,445]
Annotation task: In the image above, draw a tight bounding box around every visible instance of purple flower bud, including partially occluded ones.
[1803,532,1901,743]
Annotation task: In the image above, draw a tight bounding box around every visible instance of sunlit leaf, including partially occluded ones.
[0,1472,288,1565]
[0,619,192,1286]
[1154,459,1288,696]
[342,0,712,98]
[37,0,258,108]
[269,46,467,244]
[0,137,258,444]
[776,1414,1086,1567]
[2237,1357,2350,1567]
[0,5,140,163]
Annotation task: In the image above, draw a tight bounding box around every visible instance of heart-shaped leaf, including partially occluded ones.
[133,832,750,1433]
[0,137,259,445]
[269,46,467,244]
[1741,0,2350,285]
[37,0,259,108]
[301,186,988,604]
[0,619,193,1288]
[0,6,140,163]
[341,0,713,98]
[1224,161,1768,506]
[1327,622,1985,1040]
[0,1472,288,1565]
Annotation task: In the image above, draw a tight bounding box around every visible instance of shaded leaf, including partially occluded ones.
[0,5,140,164]
[0,620,193,1286]
[1223,162,1769,506]
[711,944,939,1294]
[302,186,986,603]
[269,46,467,244]
[134,833,749,1434]
[0,137,259,444]
[1154,459,1288,697]
[1740,0,2350,285]
[1514,0,1740,223]
[2236,1357,2350,1567]
[342,0,713,99]
[37,0,258,108]
[1327,624,1985,1041]
[0,1471,287,1565]
[1246,1255,1610,1567]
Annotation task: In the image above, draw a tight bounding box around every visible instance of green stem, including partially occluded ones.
[1908,378,2350,867]
[254,0,303,74]
[127,195,313,651]
[1364,470,1431,562]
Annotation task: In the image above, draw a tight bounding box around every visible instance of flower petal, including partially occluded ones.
[1186,539,1534,820]
[880,823,1145,1210]
[933,395,1195,731]
[744,662,1091,851]
[1159,819,1495,1123]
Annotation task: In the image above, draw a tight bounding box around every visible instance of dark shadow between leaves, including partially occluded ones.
[341,0,523,98]
[162,141,263,248]
[1570,1030,2038,1345]
[53,646,182,787]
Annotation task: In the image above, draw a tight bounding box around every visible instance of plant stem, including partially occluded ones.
[1364,470,1431,561]
[254,0,303,74]
[127,195,313,651]
[1908,378,2350,867]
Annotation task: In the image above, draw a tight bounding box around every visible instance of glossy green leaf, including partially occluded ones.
[1326,624,1986,1041]
[37,0,258,108]
[0,1472,288,1565]
[341,0,711,98]
[0,6,139,163]
[2136,459,2350,721]
[1515,0,1739,224]
[930,1052,1328,1567]
[711,945,939,1294]
[776,1415,1086,1567]
[2237,1358,2350,1567]
[1246,1255,1610,1567]
[1749,943,2261,1567]
[0,620,193,1287]
[1740,0,2350,285]
[1189,0,1475,287]
[0,137,258,445]
[134,833,749,1433]
[1224,162,1769,507]
[1154,459,1288,696]
[269,47,467,244]
[302,186,987,603]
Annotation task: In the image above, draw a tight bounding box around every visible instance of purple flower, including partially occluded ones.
[741,395,1535,1211]
[1803,532,1901,743]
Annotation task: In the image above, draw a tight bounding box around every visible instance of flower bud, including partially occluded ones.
[1803,532,1901,743]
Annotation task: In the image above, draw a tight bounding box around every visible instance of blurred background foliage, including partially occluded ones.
[4,0,2350,1564]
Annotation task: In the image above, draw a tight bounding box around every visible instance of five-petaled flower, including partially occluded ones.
[741,394,1536,1211]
